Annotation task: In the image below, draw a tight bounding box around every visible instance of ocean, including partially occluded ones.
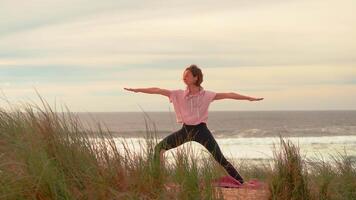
[75,110,356,163]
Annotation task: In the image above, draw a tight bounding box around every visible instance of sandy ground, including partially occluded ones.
[214,185,269,200]
[164,182,269,200]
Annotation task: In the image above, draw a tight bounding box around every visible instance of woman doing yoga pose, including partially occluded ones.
[124,64,264,184]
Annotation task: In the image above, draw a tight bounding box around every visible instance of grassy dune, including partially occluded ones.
[0,93,355,199]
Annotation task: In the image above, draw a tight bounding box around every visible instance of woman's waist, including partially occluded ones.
[183,122,207,127]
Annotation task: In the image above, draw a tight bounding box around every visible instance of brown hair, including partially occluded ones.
[185,64,203,87]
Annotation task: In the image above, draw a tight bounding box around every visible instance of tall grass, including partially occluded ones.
[267,136,356,200]
[0,92,226,199]
[307,150,356,200]
[268,137,310,200]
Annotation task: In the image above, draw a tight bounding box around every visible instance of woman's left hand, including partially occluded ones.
[249,97,264,101]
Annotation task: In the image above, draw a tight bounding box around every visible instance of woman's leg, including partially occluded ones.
[153,125,197,167]
[194,124,245,183]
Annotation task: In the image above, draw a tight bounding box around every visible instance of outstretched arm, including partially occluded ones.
[123,87,170,97]
[214,92,264,101]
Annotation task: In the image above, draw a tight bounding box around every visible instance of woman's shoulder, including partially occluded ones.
[169,89,184,93]
[203,89,217,102]
[168,89,184,103]
[204,89,216,95]
[169,89,184,97]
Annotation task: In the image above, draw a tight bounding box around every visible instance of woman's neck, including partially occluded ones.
[187,85,201,95]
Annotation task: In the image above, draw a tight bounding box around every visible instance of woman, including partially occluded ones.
[124,64,264,184]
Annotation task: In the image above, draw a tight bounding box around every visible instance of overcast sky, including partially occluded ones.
[0,0,355,112]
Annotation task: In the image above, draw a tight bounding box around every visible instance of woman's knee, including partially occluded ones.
[153,142,165,160]
[154,141,165,153]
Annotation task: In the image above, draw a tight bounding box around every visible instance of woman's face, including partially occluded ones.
[182,70,197,86]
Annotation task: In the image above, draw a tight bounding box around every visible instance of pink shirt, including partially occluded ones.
[169,86,217,125]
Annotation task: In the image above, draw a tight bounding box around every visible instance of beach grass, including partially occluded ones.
[0,92,355,199]
[0,92,225,199]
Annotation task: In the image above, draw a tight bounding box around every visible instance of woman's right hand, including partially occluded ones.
[124,87,138,93]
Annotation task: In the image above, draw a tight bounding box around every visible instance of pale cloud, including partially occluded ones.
[204,65,356,88]
[1,65,355,111]
[0,0,355,111]
[1,0,355,67]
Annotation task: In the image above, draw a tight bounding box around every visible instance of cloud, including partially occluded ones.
[1,0,355,67]
[0,0,283,36]
[0,0,355,111]
[1,69,355,112]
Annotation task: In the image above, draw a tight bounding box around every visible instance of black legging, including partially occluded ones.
[153,122,244,183]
